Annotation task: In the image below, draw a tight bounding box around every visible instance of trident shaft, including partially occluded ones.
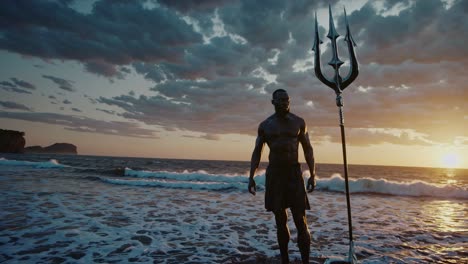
[312,5,359,264]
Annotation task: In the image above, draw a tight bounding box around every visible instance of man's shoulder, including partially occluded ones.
[288,112,305,124]
[260,114,276,127]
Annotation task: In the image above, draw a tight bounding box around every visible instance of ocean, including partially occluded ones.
[0,153,466,263]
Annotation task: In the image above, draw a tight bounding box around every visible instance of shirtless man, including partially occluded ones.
[249,89,316,264]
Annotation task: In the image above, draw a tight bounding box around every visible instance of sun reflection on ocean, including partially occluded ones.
[444,168,456,178]
[422,200,467,233]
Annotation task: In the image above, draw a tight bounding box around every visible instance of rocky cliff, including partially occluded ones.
[0,129,26,153]
[25,143,78,155]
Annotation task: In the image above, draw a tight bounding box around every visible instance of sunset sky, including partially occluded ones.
[0,0,466,169]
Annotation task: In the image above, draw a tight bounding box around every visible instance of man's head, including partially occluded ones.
[272,89,290,117]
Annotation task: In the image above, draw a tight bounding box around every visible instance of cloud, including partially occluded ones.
[42,75,75,92]
[0,78,36,94]
[84,94,98,104]
[201,133,221,141]
[84,60,124,78]
[10,77,36,90]
[97,0,466,147]
[311,127,433,146]
[0,111,158,138]
[158,0,233,13]
[97,76,271,135]
[347,0,468,65]
[96,108,116,115]
[0,0,202,78]
[0,0,467,147]
[1,80,32,94]
[0,81,15,88]
[183,133,221,141]
[0,101,32,111]
[1,86,32,94]
[63,99,72,104]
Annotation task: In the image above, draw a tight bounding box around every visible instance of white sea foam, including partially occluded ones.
[1,157,467,263]
[318,174,468,199]
[115,168,468,199]
[104,178,247,191]
[124,167,256,183]
[0,157,66,168]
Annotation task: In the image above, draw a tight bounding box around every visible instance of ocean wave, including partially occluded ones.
[103,178,249,191]
[0,157,67,168]
[318,174,468,199]
[108,168,468,199]
[109,168,266,191]
[124,167,264,183]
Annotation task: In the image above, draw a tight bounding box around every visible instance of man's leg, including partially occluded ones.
[274,209,290,264]
[291,207,311,264]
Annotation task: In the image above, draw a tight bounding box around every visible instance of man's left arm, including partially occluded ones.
[299,119,316,192]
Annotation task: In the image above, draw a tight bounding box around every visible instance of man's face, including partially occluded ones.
[272,92,290,116]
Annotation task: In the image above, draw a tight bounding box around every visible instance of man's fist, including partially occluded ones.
[307,176,316,193]
[248,178,257,195]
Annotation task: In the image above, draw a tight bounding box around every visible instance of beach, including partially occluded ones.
[0,154,467,263]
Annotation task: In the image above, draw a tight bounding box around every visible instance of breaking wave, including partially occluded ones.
[102,168,468,199]
[0,157,67,168]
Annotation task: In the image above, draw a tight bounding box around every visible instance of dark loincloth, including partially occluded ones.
[264,163,310,212]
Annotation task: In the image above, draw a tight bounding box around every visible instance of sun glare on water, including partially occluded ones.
[441,152,461,168]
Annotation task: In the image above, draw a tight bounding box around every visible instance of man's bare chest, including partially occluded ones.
[263,120,301,140]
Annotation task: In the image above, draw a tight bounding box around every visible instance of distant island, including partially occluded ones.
[25,143,78,155]
[0,129,25,153]
[0,129,78,154]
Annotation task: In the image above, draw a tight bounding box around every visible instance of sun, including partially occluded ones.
[441,152,461,168]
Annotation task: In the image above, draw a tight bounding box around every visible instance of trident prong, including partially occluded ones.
[312,5,359,96]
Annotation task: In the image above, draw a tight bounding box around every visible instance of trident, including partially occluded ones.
[312,5,359,264]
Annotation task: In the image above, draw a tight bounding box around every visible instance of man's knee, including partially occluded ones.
[291,208,307,225]
[291,209,310,237]
[274,209,288,226]
[274,210,290,240]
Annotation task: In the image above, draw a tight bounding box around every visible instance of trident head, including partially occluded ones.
[312,5,359,96]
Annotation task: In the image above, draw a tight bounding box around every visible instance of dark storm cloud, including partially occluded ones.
[84,60,124,79]
[158,0,233,13]
[0,111,158,138]
[133,36,270,83]
[1,0,466,146]
[0,101,32,111]
[95,0,466,146]
[347,0,468,64]
[0,0,202,77]
[97,79,269,135]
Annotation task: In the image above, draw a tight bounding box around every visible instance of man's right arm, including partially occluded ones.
[249,124,265,195]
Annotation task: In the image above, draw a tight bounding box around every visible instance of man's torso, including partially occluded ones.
[260,113,303,165]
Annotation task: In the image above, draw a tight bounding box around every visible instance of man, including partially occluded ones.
[249,89,316,264]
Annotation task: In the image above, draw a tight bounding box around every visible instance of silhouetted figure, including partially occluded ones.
[249,89,316,264]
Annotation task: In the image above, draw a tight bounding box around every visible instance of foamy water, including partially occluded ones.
[0,155,467,263]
